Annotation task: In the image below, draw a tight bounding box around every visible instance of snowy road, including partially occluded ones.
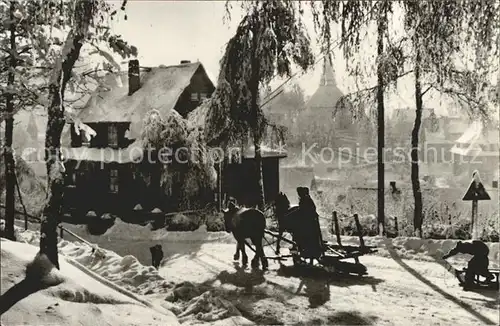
[159,242,499,326]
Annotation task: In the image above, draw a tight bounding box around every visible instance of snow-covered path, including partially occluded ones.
[159,243,499,326]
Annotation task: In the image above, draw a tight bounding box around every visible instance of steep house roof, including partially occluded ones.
[450,120,499,157]
[77,62,209,140]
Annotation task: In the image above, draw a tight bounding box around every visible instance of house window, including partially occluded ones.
[66,172,77,186]
[81,131,90,147]
[200,92,207,100]
[191,93,199,101]
[109,169,119,193]
[108,124,118,148]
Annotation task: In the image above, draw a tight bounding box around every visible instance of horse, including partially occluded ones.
[274,192,301,255]
[222,202,268,270]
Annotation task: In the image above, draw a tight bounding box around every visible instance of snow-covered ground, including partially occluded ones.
[0,239,179,326]
[2,220,499,326]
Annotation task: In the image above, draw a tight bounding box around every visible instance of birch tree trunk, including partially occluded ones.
[411,47,424,238]
[250,22,265,211]
[376,5,387,236]
[39,0,95,269]
[3,1,17,241]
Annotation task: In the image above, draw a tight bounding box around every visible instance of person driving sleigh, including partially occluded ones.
[442,240,494,290]
[295,187,323,261]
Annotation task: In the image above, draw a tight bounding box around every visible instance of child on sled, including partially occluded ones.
[442,240,494,290]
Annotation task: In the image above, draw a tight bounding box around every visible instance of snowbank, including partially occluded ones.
[14,226,169,295]
[9,223,253,325]
[62,219,235,243]
[322,233,500,267]
[13,218,499,271]
[0,239,179,326]
[56,220,236,267]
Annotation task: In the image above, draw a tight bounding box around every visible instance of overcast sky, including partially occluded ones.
[107,1,498,118]
[109,0,328,97]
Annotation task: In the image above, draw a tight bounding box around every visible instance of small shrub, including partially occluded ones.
[480,228,500,242]
[167,214,197,231]
[205,212,226,232]
[85,213,116,236]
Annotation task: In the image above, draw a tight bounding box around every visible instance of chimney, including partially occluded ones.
[180,60,191,64]
[128,59,140,96]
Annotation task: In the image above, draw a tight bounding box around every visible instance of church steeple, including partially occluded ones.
[320,55,336,87]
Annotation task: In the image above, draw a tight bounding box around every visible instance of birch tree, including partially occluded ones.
[0,0,135,268]
[402,0,499,236]
[208,1,314,210]
[1,0,135,244]
[311,1,401,234]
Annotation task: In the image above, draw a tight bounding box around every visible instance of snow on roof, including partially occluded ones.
[455,120,498,144]
[77,62,205,139]
[455,120,483,144]
[242,144,287,159]
[451,121,499,157]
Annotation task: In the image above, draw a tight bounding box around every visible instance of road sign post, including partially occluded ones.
[462,171,490,240]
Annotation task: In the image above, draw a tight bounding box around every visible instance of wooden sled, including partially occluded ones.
[455,268,500,290]
[441,259,499,290]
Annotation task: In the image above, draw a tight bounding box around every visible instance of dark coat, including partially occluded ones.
[296,187,323,258]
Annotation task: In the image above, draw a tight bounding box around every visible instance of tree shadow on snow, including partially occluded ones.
[465,297,500,310]
[0,278,45,315]
[0,253,62,315]
[385,241,498,325]
[326,310,379,325]
[216,264,266,290]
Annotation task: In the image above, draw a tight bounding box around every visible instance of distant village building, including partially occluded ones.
[450,120,499,184]
[299,56,372,151]
[62,59,286,217]
[387,107,471,164]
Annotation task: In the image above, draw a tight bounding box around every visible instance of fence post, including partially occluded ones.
[332,211,342,246]
[353,214,365,248]
[394,216,398,236]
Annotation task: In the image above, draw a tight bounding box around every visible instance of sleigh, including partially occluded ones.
[454,268,500,290]
[261,212,377,276]
[441,258,500,290]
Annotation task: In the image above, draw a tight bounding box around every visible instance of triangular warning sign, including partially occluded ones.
[462,180,491,201]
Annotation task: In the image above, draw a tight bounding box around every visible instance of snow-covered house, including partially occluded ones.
[450,120,499,183]
[62,59,216,216]
[62,58,287,217]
